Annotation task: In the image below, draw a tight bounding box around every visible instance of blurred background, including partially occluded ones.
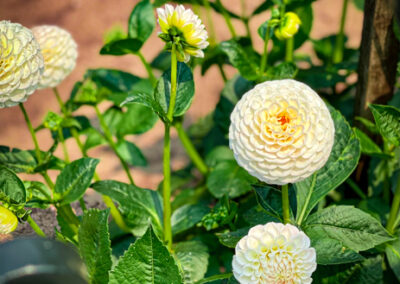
[0,0,363,190]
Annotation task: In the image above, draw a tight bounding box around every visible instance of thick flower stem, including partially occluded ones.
[386,176,400,234]
[175,121,208,175]
[285,37,294,63]
[19,104,42,163]
[163,44,178,250]
[215,0,237,38]
[202,0,217,46]
[94,105,135,185]
[282,184,290,224]
[137,51,157,87]
[333,0,349,64]
[27,215,46,237]
[260,26,271,75]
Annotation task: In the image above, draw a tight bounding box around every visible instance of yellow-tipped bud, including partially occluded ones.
[0,206,18,234]
[275,12,301,40]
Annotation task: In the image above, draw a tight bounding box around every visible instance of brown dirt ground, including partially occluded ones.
[0,0,363,238]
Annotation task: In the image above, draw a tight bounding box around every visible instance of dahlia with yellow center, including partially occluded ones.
[157,4,208,62]
[0,21,44,108]
[232,222,317,284]
[229,79,334,185]
[0,206,18,234]
[32,25,78,89]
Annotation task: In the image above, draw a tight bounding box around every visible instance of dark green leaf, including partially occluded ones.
[151,51,171,71]
[100,39,143,56]
[91,180,163,237]
[54,158,99,205]
[253,185,283,220]
[0,166,26,204]
[303,206,393,252]
[171,203,209,235]
[109,226,183,284]
[116,140,147,167]
[385,234,400,281]
[205,146,234,168]
[175,241,209,283]
[353,127,391,158]
[263,62,298,80]
[117,103,158,137]
[295,105,361,223]
[0,147,37,173]
[24,181,51,209]
[217,227,249,248]
[128,0,155,42]
[369,104,400,146]
[207,160,257,198]
[79,209,112,284]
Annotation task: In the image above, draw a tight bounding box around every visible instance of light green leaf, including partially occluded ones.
[0,165,26,204]
[353,127,385,157]
[175,241,209,283]
[206,160,257,198]
[109,226,183,284]
[116,140,147,167]
[171,204,209,235]
[217,227,249,248]
[205,146,234,168]
[154,62,194,118]
[54,158,99,205]
[117,103,158,137]
[91,180,163,237]
[79,209,112,284]
[128,0,155,42]
[385,235,400,281]
[100,39,143,56]
[295,105,361,224]
[303,206,393,252]
[369,104,400,146]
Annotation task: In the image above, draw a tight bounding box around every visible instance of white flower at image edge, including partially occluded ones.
[0,21,44,108]
[229,79,335,185]
[32,25,78,89]
[232,222,317,284]
[157,4,209,62]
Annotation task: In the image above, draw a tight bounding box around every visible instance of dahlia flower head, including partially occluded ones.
[157,4,209,62]
[0,21,44,108]
[32,25,78,89]
[232,222,317,284]
[0,206,18,234]
[229,79,335,185]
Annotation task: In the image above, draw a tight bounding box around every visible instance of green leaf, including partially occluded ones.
[355,116,378,134]
[207,160,257,198]
[0,166,26,204]
[117,103,158,136]
[24,181,51,209]
[194,273,233,284]
[369,104,400,146]
[353,127,391,158]
[171,204,209,235]
[91,180,163,237]
[175,241,209,283]
[253,185,283,220]
[83,128,107,151]
[217,227,249,248]
[116,140,147,167]
[295,105,361,223]
[385,235,400,281]
[109,226,183,284]
[154,62,195,118]
[128,0,155,42]
[151,51,171,71]
[263,62,298,80]
[122,91,168,122]
[306,229,364,265]
[205,146,234,168]
[54,158,99,205]
[219,40,260,80]
[100,39,143,56]
[79,209,112,284]
[0,147,37,173]
[303,206,393,252]
[353,0,364,10]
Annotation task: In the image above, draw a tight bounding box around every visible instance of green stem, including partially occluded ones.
[282,184,290,224]
[216,0,237,38]
[163,123,172,249]
[333,0,349,64]
[42,172,55,189]
[218,64,228,82]
[296,173,317,225]
[387,175,400,234]
[175,121,208,175]
[166,44,178,122]
[102,195,131,232]
[53,87,67,114]
[19,104,41,163]
[202,0,217,46]
[27,215,46,237]
[58,128,70,163]
[94,105,135,185]
[57,204,80,235]
[346,178,367,199]
[137,51,157,87]
[260,26,271,75]
[285,37,294,62]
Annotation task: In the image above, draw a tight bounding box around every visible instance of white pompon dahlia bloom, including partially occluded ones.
[229,79,335,185]
[232,222,317,284]
[0,21,44,108]
[32,25,78,89]
[157,4,209,62]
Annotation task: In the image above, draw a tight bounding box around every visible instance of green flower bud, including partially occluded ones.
[275,12,301,40]
[0,206,18,234]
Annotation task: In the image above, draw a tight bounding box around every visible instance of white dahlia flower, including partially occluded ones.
[0,21,44,108]
[32,25,77,89]
[232,222,317,284]
[0,206,18,234]
[229,79,334,185]
[157,4,209,62]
